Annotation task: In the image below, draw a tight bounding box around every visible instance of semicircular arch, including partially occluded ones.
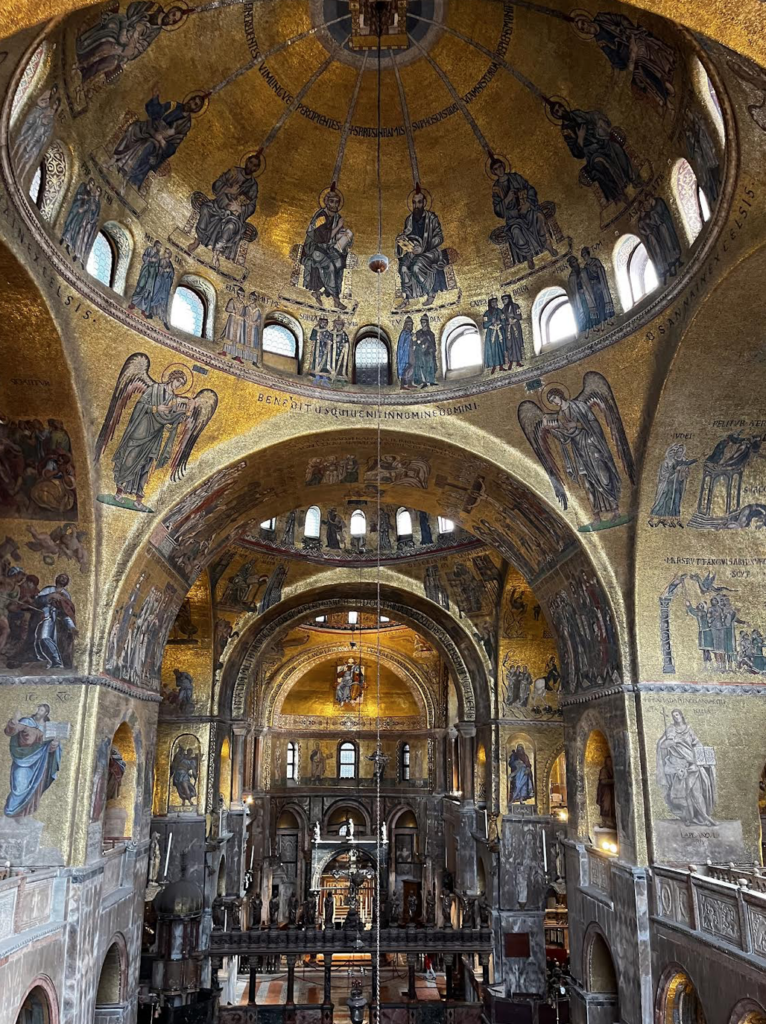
[224,587,483,723]
[265,642,434,729]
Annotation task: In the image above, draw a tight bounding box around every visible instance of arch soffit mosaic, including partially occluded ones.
[265,642,435,729]
[97,428,627,690]
[226,593,481,723]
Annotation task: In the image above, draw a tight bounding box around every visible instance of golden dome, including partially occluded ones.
[9,0,726,398]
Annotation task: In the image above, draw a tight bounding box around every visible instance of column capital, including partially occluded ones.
[454,721,476,738]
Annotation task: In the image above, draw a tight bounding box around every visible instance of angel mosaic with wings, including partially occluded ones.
[518,371,635,528]
[95,353,217,512]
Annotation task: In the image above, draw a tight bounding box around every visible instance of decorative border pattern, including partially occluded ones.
[0,673,162,703]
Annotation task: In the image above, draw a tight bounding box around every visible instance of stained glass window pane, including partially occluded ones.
[171,286,205,336]
[263,323,297,356]
[698,186,711,223]
[11,43,46,122]
[355,336,388,385]
[446,324,481,370]
[86,232,114,286]
[543,296,577,346]
[304,506,321,538]
[673,158,703,243]
[29,165,43,206]
[396,508,412,536]
[339,742,356,778]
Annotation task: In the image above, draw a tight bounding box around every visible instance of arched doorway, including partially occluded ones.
[94,941,126,1020]
[656,967,706,1024]
[319,848,376,927]
[729,1001,766,1024]
[585,930,619,1021]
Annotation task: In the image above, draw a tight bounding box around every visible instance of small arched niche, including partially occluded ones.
[507,735,537,812]
[102,722,137,846]
[219,734,232,803]
[167,734,201,814]
[549,750,568,821]
[657,967,707,1024]
[584,729,617,851]
[15,984,53,1024]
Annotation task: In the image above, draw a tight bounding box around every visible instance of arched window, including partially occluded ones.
[338,741,357,779]
[262,311,302,372]
[33,142,68,224]
[286,741,297,781]
[400,742,411,781]
[693,56,725,143]
[396,508,413,537]
[532,287,577,354]
[442,316,482,373]
[11,42,49,125]
[99,221,132,294]
[87,230,116,288]
[350,509,366,536]
[29,164,43,206]
[260,518,276,531]
[263,322,298,357]
[613,234,659,311]
[437,516,454,534]
[673,158,710,244]
[171,285,208,338]
[355,329,390,386]
[304,505,321,539]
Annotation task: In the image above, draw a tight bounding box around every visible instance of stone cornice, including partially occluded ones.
[0,673,162,702]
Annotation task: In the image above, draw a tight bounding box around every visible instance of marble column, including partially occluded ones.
[455,722,476,804]
[248,961,258,1004]
[324,953,333,1006]
[286,954,297,1005]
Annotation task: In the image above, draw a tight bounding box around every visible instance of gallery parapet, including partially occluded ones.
[210,924,494,957]
[652,863,766,961]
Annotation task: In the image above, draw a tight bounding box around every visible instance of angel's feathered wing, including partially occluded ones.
[168,389,218,481]
[578,371,636,483]
[518,399,568,508]
[95,353,153,461]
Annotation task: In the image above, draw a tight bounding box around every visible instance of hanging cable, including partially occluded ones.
[373,11,386,1021]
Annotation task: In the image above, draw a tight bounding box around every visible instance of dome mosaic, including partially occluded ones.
[7,0,728,402]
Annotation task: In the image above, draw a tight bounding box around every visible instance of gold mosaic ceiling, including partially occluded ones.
[39,0,713,379]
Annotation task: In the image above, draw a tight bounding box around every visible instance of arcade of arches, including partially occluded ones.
[2,1,766,1023]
